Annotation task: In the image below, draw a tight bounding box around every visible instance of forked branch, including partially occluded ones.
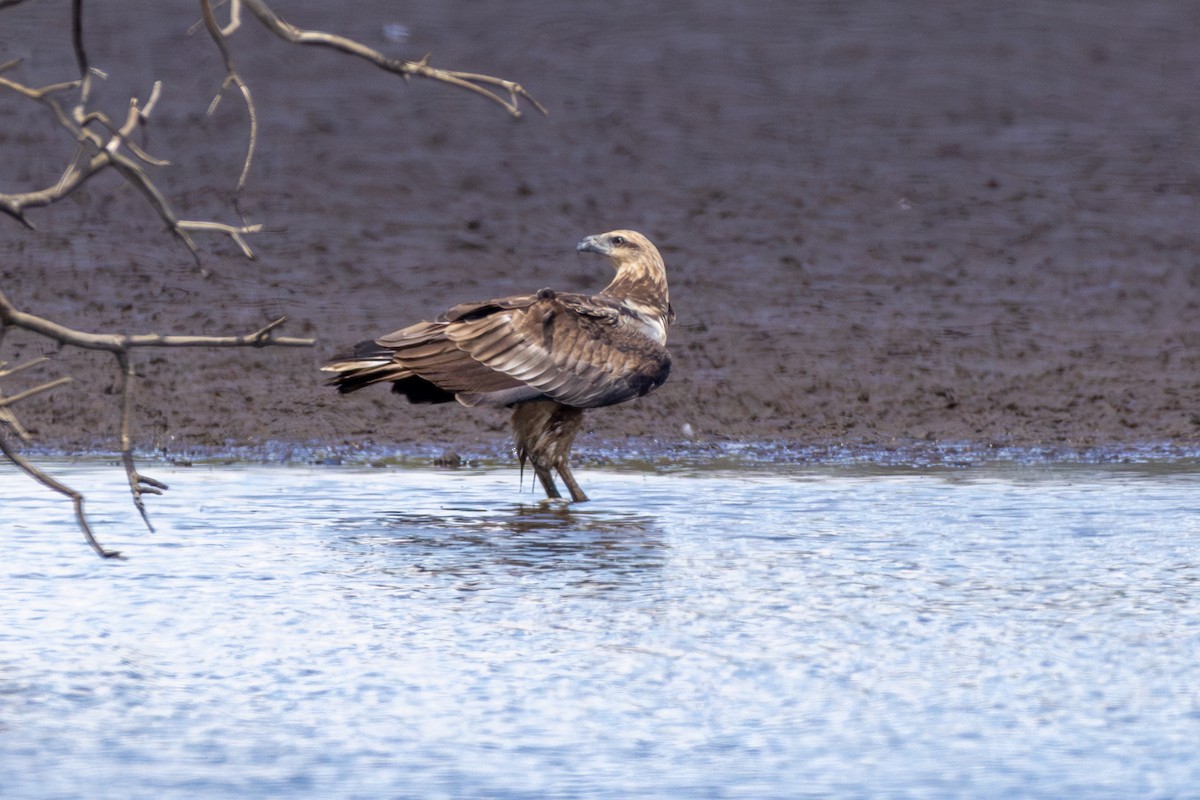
[2,1,543,252]
[0,430,120,558]
[0,70,262,259]
[197,0,545,211]
[0,287,314,556]
[235,0,546,117]
[0,1,542,557]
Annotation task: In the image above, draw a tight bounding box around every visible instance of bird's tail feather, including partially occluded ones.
[321,359,410,394]
[322,340,408,394]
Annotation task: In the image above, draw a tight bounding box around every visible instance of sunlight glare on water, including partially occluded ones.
[2,459,1200,798]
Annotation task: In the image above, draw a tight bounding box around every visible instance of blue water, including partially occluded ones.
[3,459,1200,798]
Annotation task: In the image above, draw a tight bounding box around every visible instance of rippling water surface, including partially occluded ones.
[3,459,1200,798]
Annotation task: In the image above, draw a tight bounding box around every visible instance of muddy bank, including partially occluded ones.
[3,1,1200,463]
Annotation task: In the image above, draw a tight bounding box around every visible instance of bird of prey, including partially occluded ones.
[322,230,673,502]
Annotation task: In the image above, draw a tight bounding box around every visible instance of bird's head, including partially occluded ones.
[578,230,670,318]
[576,230,658,269]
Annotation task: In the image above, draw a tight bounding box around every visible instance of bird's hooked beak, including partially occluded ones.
[576,234,611,256]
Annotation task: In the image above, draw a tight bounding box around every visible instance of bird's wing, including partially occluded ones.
[444,291,671,409]
[373,316,529,395]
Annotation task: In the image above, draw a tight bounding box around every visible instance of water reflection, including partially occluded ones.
[331,501,666,592]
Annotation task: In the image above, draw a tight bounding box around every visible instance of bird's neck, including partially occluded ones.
[600,265,671,319]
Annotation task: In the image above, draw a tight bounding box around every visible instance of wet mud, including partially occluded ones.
[3,1,1199,463]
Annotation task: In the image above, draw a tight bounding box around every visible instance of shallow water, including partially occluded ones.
[3,459,1200,798]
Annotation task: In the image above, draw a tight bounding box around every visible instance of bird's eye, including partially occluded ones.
[611,236,626,246]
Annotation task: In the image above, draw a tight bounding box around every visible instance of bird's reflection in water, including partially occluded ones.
[335,500,667,593]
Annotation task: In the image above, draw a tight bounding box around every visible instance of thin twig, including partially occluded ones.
[199,0,257,198]
[237,0,546,118]
[0,429,123,558]
[70,0,87,76]
[0,74,81,101]
[0,376,73,410]
[0,355,51,378]
[1,287,314,551]
[0,0,540,558]
[1,297,314,351]
[0,71,261,259]
[221,0,243,36]
[115,350,167,531]
[177,220,262,259]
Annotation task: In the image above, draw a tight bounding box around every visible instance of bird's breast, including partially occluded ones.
[618,301,670,345]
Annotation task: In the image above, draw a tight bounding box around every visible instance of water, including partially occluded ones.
[3,458,1200,798]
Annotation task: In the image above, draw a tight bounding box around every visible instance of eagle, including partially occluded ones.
[322,230,674,502]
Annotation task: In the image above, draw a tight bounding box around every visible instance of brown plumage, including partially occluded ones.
[322,230,674,502]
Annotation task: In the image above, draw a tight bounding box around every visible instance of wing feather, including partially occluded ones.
[331,290,669,409]
[446,293,671,408]
[377,319,526,395]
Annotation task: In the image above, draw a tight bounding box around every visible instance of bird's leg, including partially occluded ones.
[533,464,562,499]
[556,462,589,503]
[513,401,587,501]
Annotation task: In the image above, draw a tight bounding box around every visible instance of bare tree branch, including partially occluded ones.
[1,2,542,556]
[0,355,53,380]
[0,72,262,257]
[199,0,257,201]
[236,0,547,118]
[115,350,167,531]
[0,354,117,559]
[70,0,88,76]
[0,430,121,558]
[0,360,71,442]
[1,287,315,554]
[0,290,313,353]
[2,1,544,248]
[0,375,73,413]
